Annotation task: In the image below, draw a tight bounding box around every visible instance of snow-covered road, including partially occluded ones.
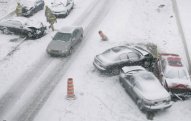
[0,0,191,121]
[0,0,115,120]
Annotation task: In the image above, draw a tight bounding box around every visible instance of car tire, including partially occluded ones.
[111,67,120,75]
[143,61,150,68]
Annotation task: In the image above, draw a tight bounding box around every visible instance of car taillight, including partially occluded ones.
[170,83,188,89]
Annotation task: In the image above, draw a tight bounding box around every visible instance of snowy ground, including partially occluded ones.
[176,0,191,64]
[0,0,191,121]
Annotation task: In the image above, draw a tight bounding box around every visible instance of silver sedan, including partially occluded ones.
[119,66,173,112]
[46,26,83,56]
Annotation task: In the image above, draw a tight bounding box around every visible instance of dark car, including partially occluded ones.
[50,0,74,18]
[157,53,191,99]
[0,17,46,39]
[93,44,157,74]
[46,26,83,56]
[20,0,44,17]
[119,66,172,112]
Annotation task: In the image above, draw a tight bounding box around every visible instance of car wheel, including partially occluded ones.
[111,67,120,75]
[2,27,9,34]
[137,99,143,111]
[143,61,150,68]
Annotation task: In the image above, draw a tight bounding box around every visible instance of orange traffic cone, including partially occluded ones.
[66,78,76,99]
[98,30,108,41]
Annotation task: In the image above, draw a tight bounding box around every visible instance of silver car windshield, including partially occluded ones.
[53,32,71,42]
[165,68,187,79]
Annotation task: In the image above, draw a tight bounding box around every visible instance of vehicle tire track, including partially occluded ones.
[8,0,115,121]
[0,54,53,120]
[0,0,105,120]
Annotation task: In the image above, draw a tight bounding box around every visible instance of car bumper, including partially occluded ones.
[93,61,107,71]
[142,101,173,111]
[22,12,32,17]
[47,50,68,57]
[52,12,67,17]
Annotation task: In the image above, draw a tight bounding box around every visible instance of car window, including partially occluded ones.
[119,53,129,60]
[53,32,72,42]
[127,52,140,61]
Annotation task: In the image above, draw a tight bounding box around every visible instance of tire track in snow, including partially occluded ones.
[0,0,111,120]
[0,54,54,120]
[9,0,114,121]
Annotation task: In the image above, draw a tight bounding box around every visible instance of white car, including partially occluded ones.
[157,53,191,98]
[50,0,74,18]
[119,66,172,111]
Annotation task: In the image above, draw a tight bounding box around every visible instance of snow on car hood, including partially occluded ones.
[138,81,170,100]
[50,3,67,12]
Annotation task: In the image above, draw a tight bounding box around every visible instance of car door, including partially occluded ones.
[8,21,23,35]
[121,75,131,91]
[125,75,136,97]
[127,52,141,66]
[119,53,129,67]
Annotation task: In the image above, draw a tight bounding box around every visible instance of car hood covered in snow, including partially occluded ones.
[20,0,34,9]
[138,80,171,101]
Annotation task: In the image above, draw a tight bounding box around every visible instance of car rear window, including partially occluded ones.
[53,32,71,42]
[167,57,182,67]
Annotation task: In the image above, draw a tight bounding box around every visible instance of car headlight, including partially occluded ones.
[143,99,155,106]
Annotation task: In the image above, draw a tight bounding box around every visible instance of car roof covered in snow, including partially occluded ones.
[3,17,31,24]
[58,26,82,33]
